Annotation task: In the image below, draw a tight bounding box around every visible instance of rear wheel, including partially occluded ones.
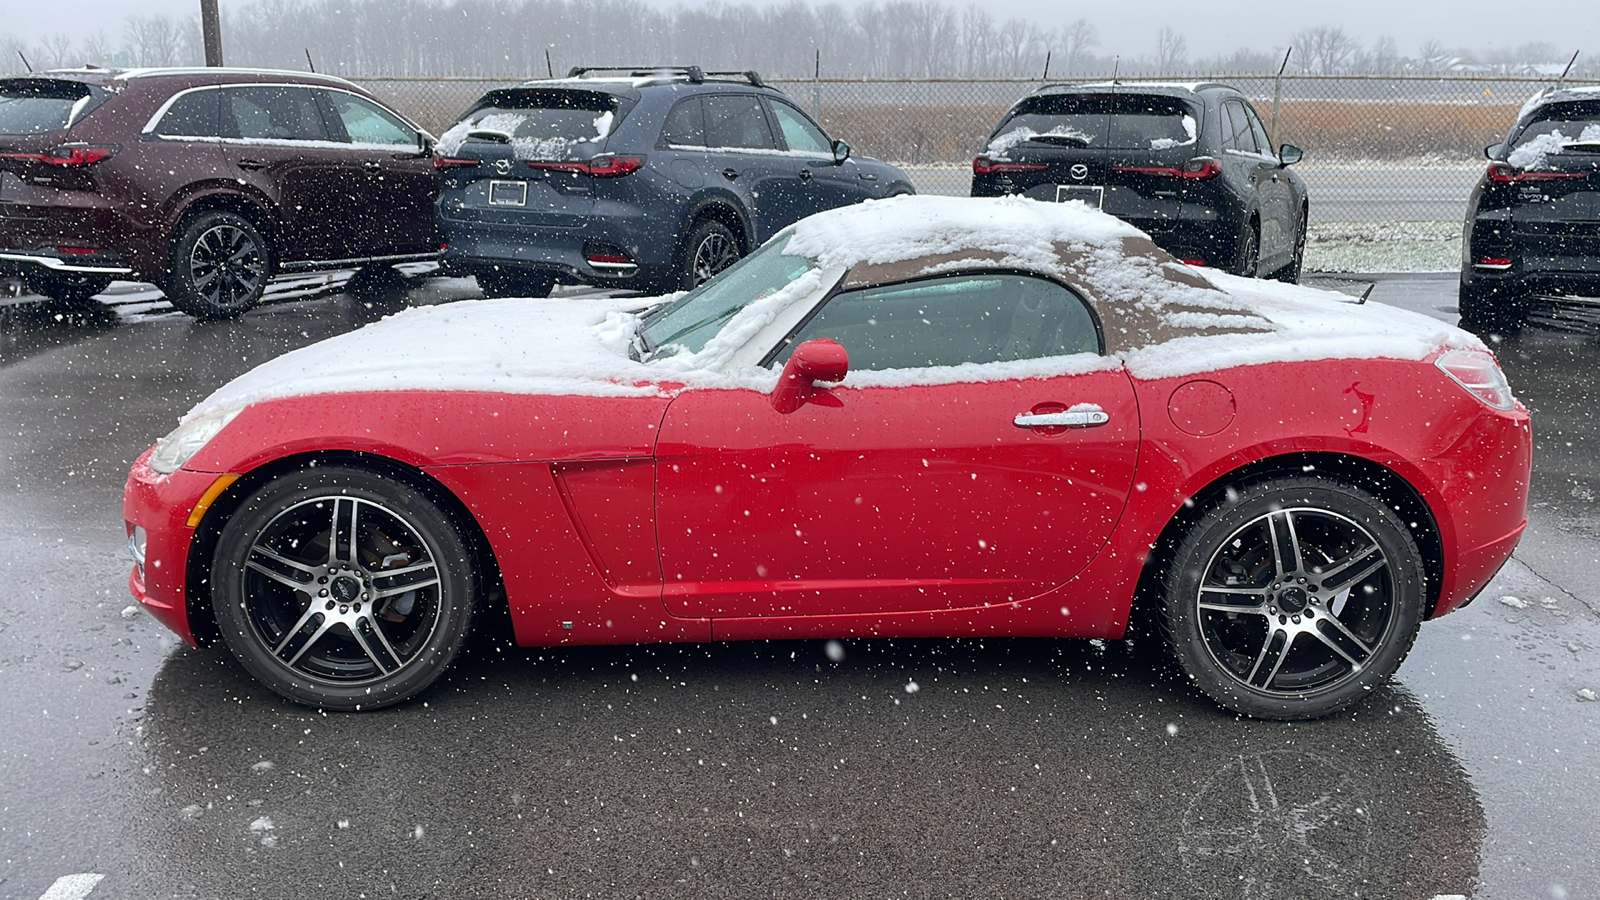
[676,218,742,291]
[1161,476,1425,720]
[212,466,478,711]
[166,211,271,319]
[1232,220,1261,278]
[25,271,113,304]
[1274,217,1307,283]
[477,268,554,299]
[1458,281,1527,337]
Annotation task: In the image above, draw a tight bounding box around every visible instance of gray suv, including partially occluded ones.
[433,67,916,297]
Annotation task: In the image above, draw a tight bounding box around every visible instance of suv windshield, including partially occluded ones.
[991,94,1198,152]
[0,79,107,134]
[438,88,619,159]
[640,236,815,358]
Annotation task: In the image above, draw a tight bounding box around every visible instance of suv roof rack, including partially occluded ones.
[565,66,765,87]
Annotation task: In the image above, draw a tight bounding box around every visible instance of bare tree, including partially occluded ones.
[39,33,74,69]
[1293,25,1357,74]
[1155,26,1186,73]
[1058,18,1097,72]
[79,32,117,67]
[124,15,181,67]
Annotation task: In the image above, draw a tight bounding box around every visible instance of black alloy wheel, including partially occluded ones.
[1274,217,1307,284]
[25,270,114,304]
[1161,477,1425,720]
[166,210,270,319]
[680,219,742,290]
[212,466,478,710]
[1233,220,1261,278]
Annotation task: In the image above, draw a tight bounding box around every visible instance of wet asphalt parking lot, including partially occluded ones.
[1,271,1597,900]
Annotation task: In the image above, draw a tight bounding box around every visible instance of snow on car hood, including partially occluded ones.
[185,297,667,421]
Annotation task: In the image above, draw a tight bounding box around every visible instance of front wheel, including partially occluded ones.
[1274,217,1307,283]
[212,466,478,711]
[165,211,271,319]
[1231,220,1261,278]
[1160,477,1425,720]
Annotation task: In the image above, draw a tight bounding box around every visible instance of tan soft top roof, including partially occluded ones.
[841,235,1272,355]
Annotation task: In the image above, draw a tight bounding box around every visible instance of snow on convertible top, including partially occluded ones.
[185,196,1479,421]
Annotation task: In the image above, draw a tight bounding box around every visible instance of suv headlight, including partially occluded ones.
[147,406,244,474]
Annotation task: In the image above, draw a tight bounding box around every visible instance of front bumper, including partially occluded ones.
[121,452,221,646]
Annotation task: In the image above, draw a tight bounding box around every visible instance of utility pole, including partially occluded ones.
[201,0,224,66]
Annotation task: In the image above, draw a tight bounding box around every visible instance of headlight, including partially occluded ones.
[147,406,244,474]
[1435,348,1515,411]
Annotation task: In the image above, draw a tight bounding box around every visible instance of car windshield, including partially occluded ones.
[994,94,1197,151]
[436,89,618,159]
[639,235,816,359]
[0,79,102,134]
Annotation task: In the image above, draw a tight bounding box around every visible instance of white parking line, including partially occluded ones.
[38,874,104,900]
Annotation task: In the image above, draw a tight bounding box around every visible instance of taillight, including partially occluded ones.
[1111,157,1220,179]
[0,143,118,166]
[972,156,1048,175]
[527,154,644,177]
[1180,258,1207,267]
[432,157,480,169]
[55,246,100,254]
[1474,256,1512,269]
[1436,347,1515,410]
[1487,163,1585,183]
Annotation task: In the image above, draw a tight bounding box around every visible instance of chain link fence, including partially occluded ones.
[351,73,1598,271]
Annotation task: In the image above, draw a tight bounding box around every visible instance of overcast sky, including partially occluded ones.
[7,0,1600,61]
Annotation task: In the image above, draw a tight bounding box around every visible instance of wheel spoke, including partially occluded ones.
[348,618,398,675]
[278,613,335,669]
[1198,584,1268,614]
[1266,511,1302,580]
[371,559,439,598]
[1245,627,1292,689]
[1312,614,1375,668]
[245,545,318,592]
[1311,543,1386,593]
[325,497,361,566]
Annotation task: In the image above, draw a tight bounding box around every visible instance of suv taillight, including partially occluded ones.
[527,154,644,178]
[1112,157,1220,179]
[0,143,118,166]
[1486,162,1584,183]
[432,157,480,169]
[972,156,1048,175]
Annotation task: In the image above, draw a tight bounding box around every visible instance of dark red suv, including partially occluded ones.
[0,68,440,318]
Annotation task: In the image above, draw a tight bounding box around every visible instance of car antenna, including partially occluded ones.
[304,48,316,73]
[1557,50,1580,86]
[545,49,554,78]
[1041,50,1051,82]
[17,50,32,73]
[1357,283,1374,305]
[1110,56,1119,85]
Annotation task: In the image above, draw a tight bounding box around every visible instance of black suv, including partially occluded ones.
[433,67,915,298]
[971,82,1308,281]
[1460,85,1600,334]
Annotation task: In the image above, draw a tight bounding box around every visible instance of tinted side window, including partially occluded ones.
[153,88,221,138]
[221,86,329,141]
[1222,101,1257,154]
[767,100,831,154]
[704,94,776,150]
[785,274,1099,371]
[660,97,706,147]
[1243,102,1273,155]
[324,91,415,145]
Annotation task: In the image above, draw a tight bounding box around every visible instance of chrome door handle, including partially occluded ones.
[1014,406,1110,428]
[722,168,739,180]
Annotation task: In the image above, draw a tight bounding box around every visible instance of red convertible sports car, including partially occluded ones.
[123,196,1530,719]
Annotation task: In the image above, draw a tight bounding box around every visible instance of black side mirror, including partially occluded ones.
[831,139,851,164]
[1484,143,1505,160]
[1278,144,1303,166]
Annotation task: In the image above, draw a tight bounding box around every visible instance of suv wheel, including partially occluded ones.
[1274,218,1307,284]
[678,219,742,290]
[477,269,554,299]
[166,211,271,319]
[25,271,113,304]
[1233,220,1260,278]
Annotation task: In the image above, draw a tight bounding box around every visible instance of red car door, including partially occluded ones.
[654,272,1141,619]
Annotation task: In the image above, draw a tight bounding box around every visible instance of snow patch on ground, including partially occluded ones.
[1306,220,1460,274]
